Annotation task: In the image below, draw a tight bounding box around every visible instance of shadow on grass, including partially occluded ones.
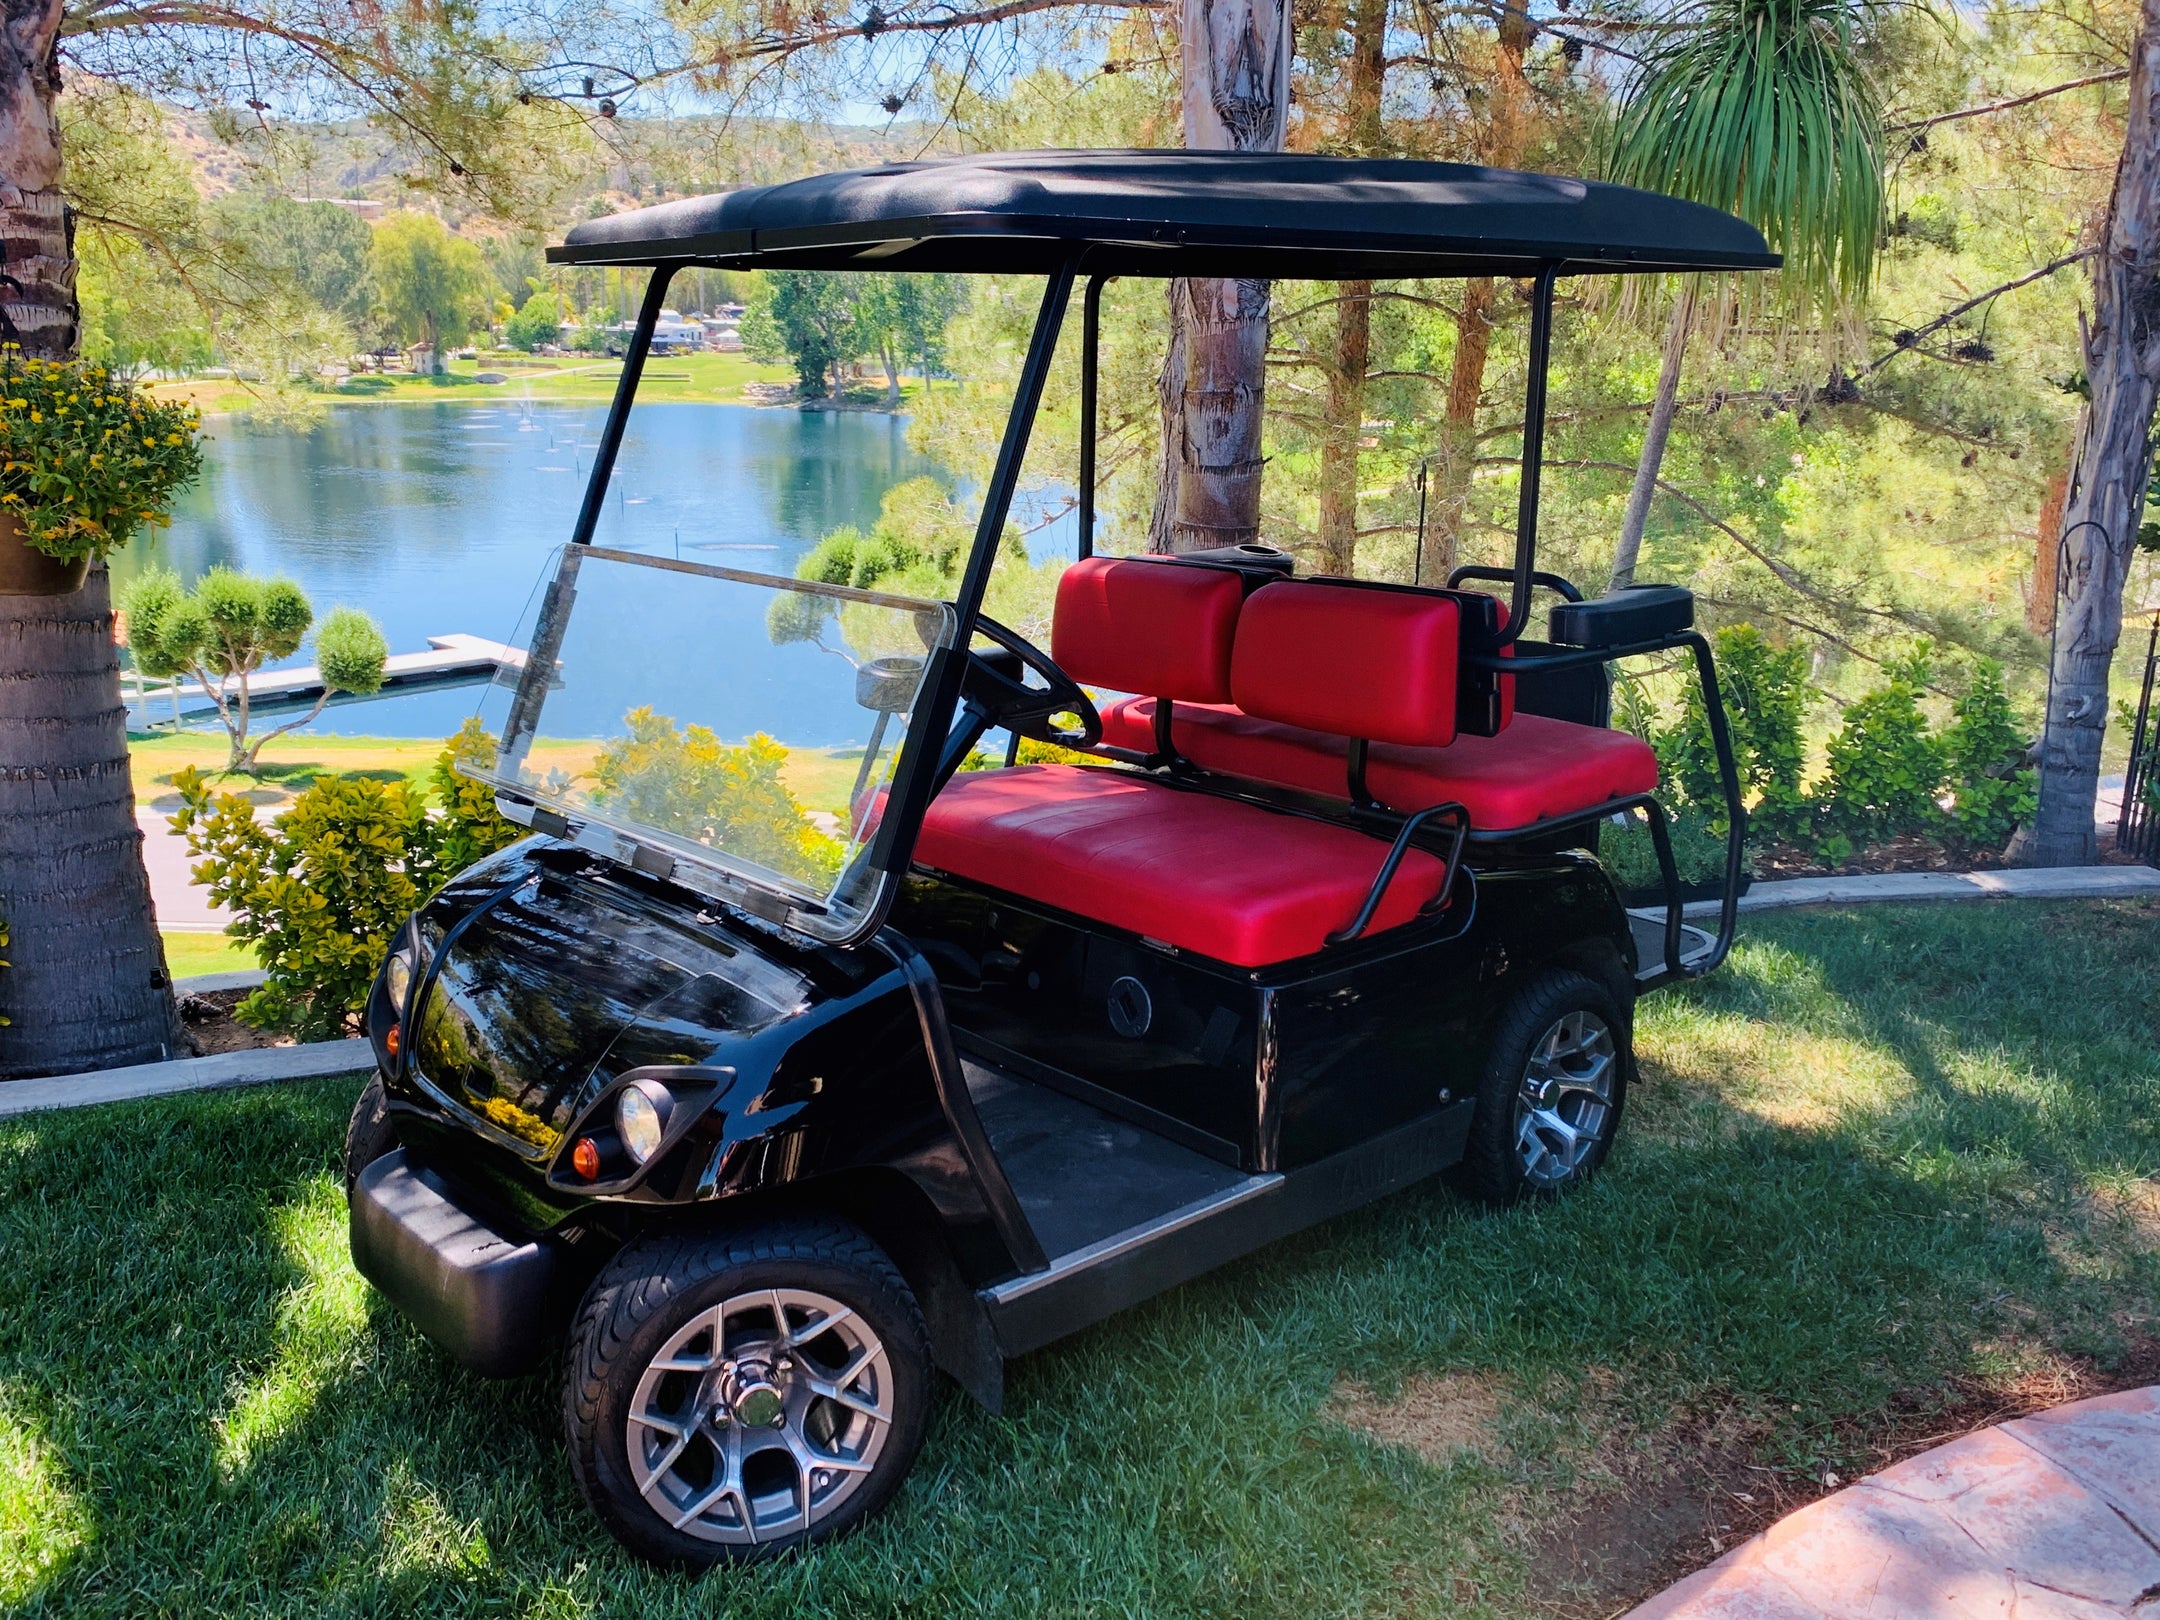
[1,903,2156,1617]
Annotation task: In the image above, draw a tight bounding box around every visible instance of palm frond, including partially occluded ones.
[1607,0,1887,312]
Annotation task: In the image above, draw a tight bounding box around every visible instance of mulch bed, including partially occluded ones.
[177,988,299,1056]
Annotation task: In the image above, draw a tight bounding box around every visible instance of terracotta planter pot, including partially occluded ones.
[0,514,89,596]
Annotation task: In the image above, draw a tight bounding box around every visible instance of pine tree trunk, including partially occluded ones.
[0,0,184,1075]
[2026,461,2070,636]
[1609,280,1696,593]
[1317,283,1371,575]
[1425,1,1533,574]
[2011,0,2160,867]
[1150,0,1289,553]
[1314,0,1386,577]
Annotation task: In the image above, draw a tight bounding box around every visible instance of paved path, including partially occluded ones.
[1625,1386,2160,1619]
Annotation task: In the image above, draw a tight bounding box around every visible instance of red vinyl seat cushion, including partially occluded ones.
[915,765,1447,967]
[1230,579,1463,747]
[1100,699,1658,830]
[1051,554,1245,702]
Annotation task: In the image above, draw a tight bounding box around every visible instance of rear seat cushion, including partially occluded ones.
[1051,555,1245,703]
[916,765,1447,967]
[1100,698,1659,830]
[1231,579,1462,747]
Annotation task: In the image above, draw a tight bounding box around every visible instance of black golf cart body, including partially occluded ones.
[347,151,1770,1555]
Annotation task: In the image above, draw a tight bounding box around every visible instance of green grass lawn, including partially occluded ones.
[3,900,2156,1618]
[161,932,254,979]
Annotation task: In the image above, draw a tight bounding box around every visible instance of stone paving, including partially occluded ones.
[1625,1387,2160,1619]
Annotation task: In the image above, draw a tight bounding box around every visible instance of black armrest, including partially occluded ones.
[1548,584,1694,648]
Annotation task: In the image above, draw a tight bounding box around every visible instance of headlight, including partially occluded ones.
[616,1083,673,1164]
[384,950,414,1015]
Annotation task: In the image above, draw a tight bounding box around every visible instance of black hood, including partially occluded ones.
[408,850,812,1162]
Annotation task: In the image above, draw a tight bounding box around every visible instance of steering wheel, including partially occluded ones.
[966,614,1102,749]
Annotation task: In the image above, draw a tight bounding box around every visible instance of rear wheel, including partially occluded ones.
[1454,968,1629,1206]
[564,1217,932,1567]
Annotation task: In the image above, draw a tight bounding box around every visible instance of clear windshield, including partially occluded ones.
[466,545,954,943]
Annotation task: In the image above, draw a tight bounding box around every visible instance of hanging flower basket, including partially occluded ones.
[0,352,204,597]
[0,511,89,595]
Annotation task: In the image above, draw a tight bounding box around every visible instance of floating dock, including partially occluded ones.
[127,633,525,729]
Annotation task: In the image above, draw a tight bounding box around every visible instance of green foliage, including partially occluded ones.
[1664,625,1811,840]
[168,727,521,1039]
[1941,658,2036,848]
[501,288,563,351]
[0,356,204,563]
[1814,646,1945,841]
[210,194,377,334]
[741,271,965,399]
[1601,807,1733,893]
[1607,0,1886,310]
[741,271,857,398]
[313,609,390,698]
[590,707,841,883]
[368,213,496,365]
[119,567,387,771]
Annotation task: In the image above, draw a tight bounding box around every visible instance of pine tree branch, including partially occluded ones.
[1887,69,2129,134]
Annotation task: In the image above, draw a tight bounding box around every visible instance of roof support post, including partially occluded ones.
[1502,264,1560,645]
[864,261,1076,883]
[1079,272,1108,559]
[570,266,677,548]
[953,260,1077,625]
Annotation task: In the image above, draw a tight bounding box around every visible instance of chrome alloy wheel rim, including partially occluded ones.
[626,1287,895,1545]
[1512,1009,1618,1188]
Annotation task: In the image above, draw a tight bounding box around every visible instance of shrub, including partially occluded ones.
[589,706,841,883]
[1659,624,1810,841]
[171,721,522,1039]
[1812,646,1945,842]
[1941,658,2036,849]
[1601,806,1733,894]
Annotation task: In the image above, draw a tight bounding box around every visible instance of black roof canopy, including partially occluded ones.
[551,150,1779,279]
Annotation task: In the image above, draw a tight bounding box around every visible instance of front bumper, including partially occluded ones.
[349,1149,556,1377]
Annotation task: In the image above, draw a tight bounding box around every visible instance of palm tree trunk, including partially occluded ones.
[0,567,184,1075]
[0,0,183,1075]
[2011,0,2160,867]
[1149,0,1289,554]
[1609,279,1697,593]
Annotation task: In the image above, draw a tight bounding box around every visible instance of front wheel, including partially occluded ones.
[564,1217,932,1567]
[1453,968,1630,1206]
[343,1073,399,1191]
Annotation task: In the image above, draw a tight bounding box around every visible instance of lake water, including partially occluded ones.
[119,401,946,739]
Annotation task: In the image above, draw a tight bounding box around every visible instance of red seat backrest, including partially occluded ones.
[1051,555,1245,702]
[1231,579,1465,748]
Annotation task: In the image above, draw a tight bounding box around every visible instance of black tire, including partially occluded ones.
[1453,968,1631,1207]
[343,1073,399,1191]
[564,1216,932,1568]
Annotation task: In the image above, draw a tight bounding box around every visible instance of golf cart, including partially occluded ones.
[346,151,1770,1566]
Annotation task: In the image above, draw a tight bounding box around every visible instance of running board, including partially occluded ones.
[1627,911,1718,984]
[982,1099,1474,1358]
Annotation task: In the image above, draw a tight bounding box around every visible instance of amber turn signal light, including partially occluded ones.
[571,1137,601,1180]
[383,1024,401,1059]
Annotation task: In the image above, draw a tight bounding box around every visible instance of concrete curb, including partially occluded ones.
[0,1039,371,1119]
[1671,862,2160,919]
[175,969,269,995]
